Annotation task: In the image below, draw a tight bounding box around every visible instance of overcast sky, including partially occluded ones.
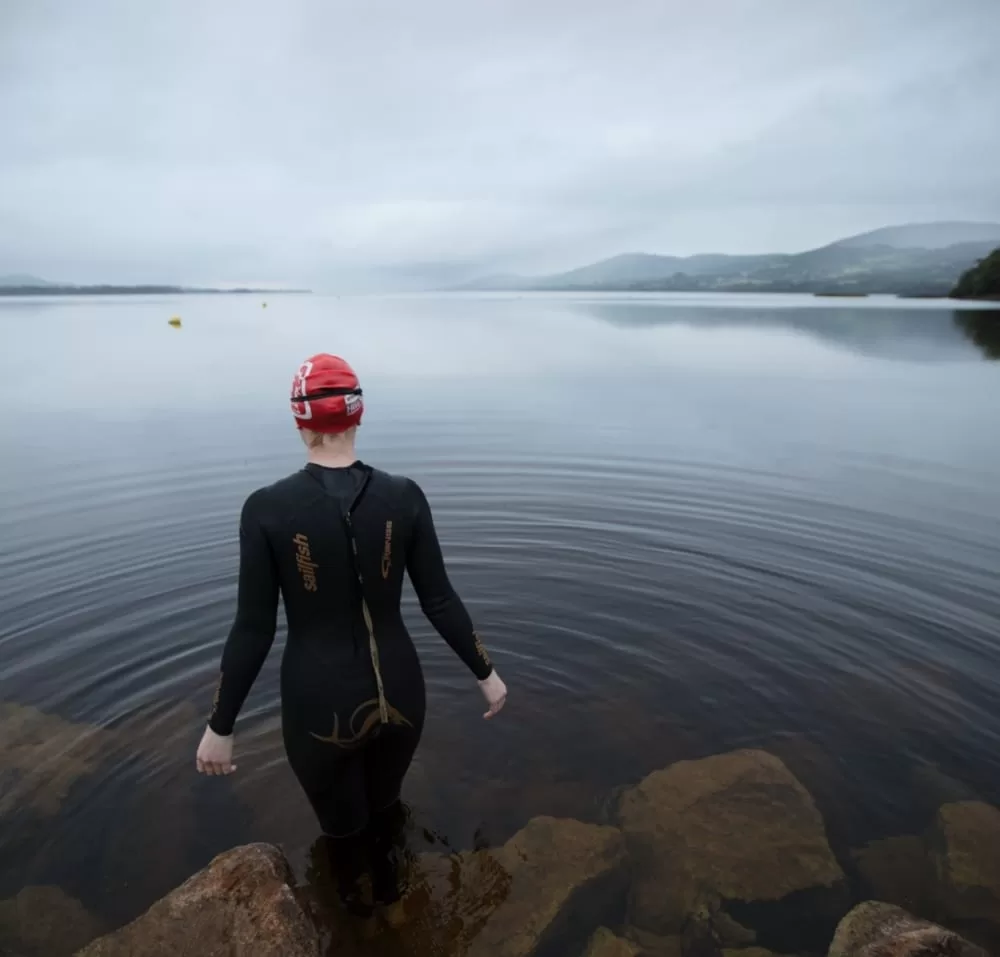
[2,0,999,288]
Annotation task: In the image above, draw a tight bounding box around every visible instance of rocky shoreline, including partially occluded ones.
[2,747,998,957]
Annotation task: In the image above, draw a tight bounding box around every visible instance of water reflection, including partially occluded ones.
[954,309,1000,360]
[572,298,1000,361]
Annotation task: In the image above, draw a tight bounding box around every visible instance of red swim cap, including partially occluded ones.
[290,354,364,434]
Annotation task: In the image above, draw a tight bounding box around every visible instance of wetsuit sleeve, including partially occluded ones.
[405,480,494,681]
[208,491,279,735]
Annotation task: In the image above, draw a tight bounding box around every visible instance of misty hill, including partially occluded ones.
[0,273,54,287]
[457,221,1000,296]
[448,272,526,291]
[530,252,786,288]
[950,247,1000,301]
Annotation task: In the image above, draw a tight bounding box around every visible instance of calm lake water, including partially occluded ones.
[1,292,999,951]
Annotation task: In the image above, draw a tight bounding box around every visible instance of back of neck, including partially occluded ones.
[307,443,358,469]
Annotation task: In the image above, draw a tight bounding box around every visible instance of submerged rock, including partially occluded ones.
[465,816,627,957]
[711,911,757,948]
[851,836,939,919]
[760,732,860,859]
[332,843,513,956]
[828,901,987,957]
[624,925,772,957]
[0,885,104,957]
[721,950,784,957]
[75,844,319,957]
[0,702,112,818]
[931,801,1000,927]
[617,749,847,954]
[582,926,639,957]
[623,926,684,957]
[349,815,625,957]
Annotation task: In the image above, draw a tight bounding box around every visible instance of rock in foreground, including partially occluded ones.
[829,901,987,957]
[932,801,1000,927]
[618,749,847,954]
[76,844,318,957]
[465,816,627,957]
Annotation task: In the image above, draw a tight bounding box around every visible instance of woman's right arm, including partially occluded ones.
[197,491,280,773]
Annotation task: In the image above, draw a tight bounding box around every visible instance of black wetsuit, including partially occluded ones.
[207,460,493,841]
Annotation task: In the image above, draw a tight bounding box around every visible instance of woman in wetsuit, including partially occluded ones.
[194,353,508,911]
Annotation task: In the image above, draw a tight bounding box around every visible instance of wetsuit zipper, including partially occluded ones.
[341,468,390,728]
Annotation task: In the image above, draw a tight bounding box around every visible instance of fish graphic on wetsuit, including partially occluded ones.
[311,698,413,748]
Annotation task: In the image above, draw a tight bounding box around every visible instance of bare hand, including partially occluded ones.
[196,725,236,775]
[479,671,507,719]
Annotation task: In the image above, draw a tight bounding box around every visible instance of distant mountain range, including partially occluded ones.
[6,222,1000,299]
[452,222,1000,297]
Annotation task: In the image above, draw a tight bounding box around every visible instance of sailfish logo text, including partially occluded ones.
[294,533,318,591]
[474,632,491,668]
[381,521,393,578]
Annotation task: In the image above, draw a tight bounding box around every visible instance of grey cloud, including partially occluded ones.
[1,0,998,287]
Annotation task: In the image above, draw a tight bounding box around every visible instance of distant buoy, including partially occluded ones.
[168,316,182,327]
